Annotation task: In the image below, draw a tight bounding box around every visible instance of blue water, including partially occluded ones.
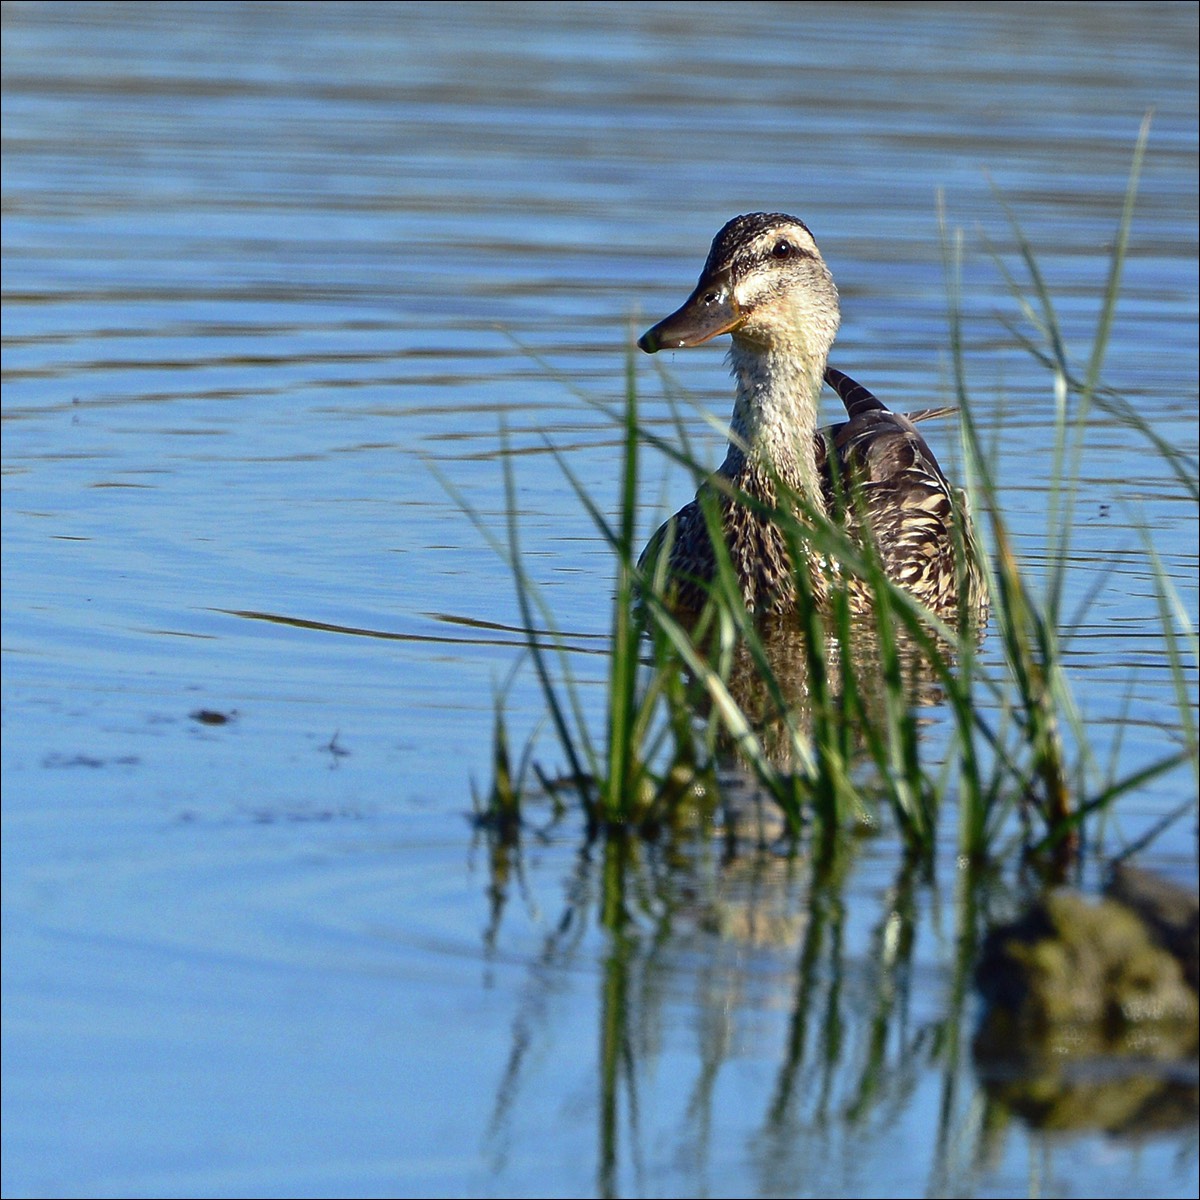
[3,3,1197,1197]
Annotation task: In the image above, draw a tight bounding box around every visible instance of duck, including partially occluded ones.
[637,211,984,620]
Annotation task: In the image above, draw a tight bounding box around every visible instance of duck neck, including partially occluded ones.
[721,337,826,510]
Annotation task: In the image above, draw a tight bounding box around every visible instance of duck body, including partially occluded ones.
[638,213,983,620]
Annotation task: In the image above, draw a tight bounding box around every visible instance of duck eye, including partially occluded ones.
[771,239,792,259]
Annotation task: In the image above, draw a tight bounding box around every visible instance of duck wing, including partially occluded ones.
[821,366,955,488]
[819,366,964,603]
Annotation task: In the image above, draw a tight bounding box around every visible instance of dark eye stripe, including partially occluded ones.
[756,241,815,265]
[725,240,816,276]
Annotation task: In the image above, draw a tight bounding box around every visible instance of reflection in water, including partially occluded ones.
[477,812,1197,1196]
[476,816,976,1196]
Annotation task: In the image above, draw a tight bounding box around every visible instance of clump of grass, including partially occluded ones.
[453,119,1195,869]
[445,367,724,840]
[941,114,1194,871]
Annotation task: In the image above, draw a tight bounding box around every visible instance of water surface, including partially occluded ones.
[3,3,1197,1197]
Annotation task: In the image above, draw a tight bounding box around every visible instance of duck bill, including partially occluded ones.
[637,270,740,353]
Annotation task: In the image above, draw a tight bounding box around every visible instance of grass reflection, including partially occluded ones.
[475,811,1012,1195]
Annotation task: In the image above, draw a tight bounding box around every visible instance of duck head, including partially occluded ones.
[638,212,840,359]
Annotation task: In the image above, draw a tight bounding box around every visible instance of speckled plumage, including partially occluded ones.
[637,213,985,620]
